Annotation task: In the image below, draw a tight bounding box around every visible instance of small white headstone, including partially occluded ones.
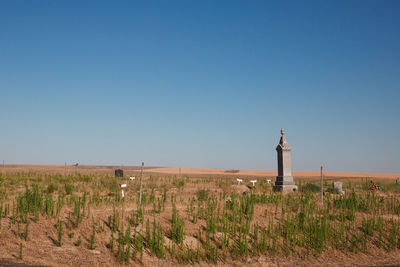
[266,179,271,184]
[130,176,135,181]
[121,189,125,198]
[333,182,344,195]
[120,184,127,188]
[236,178,243,185]
[250,180,257,187]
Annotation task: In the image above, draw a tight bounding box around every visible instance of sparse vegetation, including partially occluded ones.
[19,243,23,260]
[74,236,82,247]
[196,189,209,202]
[0,169,400,266]
[89,219,96,250]
[300,182,320,193]
[55,219,63,247]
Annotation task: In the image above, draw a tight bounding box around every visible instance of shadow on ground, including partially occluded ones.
[0,259,50,267]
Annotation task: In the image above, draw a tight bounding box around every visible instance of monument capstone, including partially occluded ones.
[274,128,298,192]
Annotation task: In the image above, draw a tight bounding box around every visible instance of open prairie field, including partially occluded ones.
[0,165,400,266]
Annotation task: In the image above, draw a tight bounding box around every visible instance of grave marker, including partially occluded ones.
[273,128,298,192]
[115,169,123,177]
[333,182,344,195]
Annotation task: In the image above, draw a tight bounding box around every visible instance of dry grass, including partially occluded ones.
[0,165,399,266]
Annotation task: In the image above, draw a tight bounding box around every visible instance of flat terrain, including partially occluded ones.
[148,166,400,179]
[4,164,399,179]
[0,165,399,267]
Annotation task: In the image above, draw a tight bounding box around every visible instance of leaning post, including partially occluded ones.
[139,162,144,205]
[320,165,324,205]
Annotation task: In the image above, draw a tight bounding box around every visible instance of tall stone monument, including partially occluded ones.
[274,128,298,192]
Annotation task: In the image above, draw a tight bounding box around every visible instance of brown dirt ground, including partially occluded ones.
[1,164,400,267]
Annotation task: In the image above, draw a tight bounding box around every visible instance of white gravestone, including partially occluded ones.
[120,184,127,198]
[333,182,344,195]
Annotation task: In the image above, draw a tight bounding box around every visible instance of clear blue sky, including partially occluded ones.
[1,1,399,173]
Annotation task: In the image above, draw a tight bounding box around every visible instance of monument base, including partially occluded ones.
[273,184,298,193]
[274,176,298,192]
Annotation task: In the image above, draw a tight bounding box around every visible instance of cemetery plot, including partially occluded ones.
[0,169,400,266]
